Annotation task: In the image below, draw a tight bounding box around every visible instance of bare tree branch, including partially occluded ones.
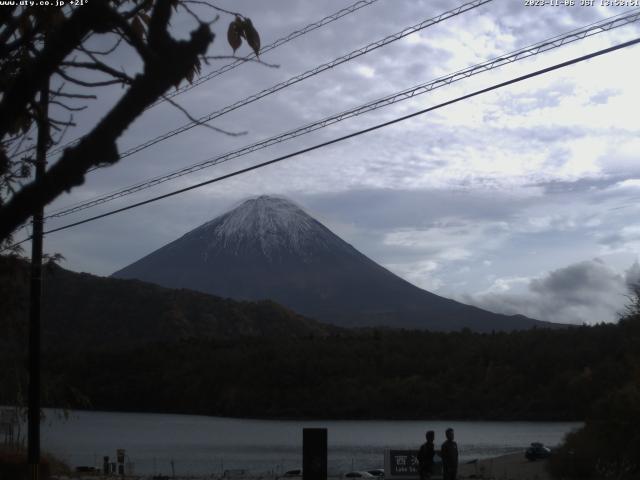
[49,100,88,112]
[48,117,76,128]
[122,0,153,20]
[203,55,279,68]
[60,61,134,84]
[183,0,245,19]
[79,36,123,56]
[179,3,210,25]
[0,0,215,240]
[112,16,153,63]
[0,0,119,139]
[53,117,74,147]
[8,135,34,159]
[162,94,247,137]
[50,91,98,100]
[8,140,36,161]
[55,69,126,88]
[0,9,23,51]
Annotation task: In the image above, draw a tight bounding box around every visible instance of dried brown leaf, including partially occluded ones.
[242,18,261,57]
[227,18,242,53]
[131,15,145,38]
[139,12,151,26]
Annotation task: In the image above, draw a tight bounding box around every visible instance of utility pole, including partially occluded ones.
[28,79,49,480]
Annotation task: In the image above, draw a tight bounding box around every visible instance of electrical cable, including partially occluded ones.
[46,0,383,157]
[156,0,383,105]
[45,8,640,220]
[93,0,493,163]
[10,36,633,246]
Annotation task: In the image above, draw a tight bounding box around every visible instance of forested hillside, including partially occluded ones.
[0,255,338,353]
[2,253,637,423]
[26,321,638,421]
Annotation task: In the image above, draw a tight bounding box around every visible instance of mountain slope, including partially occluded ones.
[0,255,336,352]
[113,196,555,331]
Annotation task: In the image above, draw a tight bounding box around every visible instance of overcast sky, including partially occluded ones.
[32,0,640,325]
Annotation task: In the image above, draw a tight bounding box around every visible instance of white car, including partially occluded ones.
[343,472,377,479]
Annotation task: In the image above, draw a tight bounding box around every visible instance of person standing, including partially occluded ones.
[440,428,458,480]
[417,430,435,480]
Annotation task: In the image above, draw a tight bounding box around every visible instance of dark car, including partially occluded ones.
[367,469,384,477]
[525,442,552,461]
[282,470,302,477]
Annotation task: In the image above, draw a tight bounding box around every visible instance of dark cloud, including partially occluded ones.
[530,259,618,299]
[535,176,624,195]
[598,232,626,248]
[625,261,640,286]
[462,259,638,325]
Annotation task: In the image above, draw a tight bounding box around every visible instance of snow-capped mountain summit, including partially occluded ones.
[187,195,340,260]
[112,196,552,331]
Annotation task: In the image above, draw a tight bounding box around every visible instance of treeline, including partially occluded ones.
[22,318,637,421]
[548,302,640,479]
[0,255,338,354]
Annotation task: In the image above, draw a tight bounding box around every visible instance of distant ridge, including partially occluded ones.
[0,255,337,352]
[113,195,557,332]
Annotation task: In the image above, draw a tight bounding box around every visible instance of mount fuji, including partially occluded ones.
[112,196,552,331]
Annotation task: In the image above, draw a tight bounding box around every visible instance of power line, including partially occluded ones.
[47,0,494,217]
[46,8,640,220]
[156,0,383,105]
[106,0,493,161]
[21,36,637,243]
[46,0,383,157]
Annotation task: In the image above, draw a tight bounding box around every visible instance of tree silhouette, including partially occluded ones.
[0,0,261,244]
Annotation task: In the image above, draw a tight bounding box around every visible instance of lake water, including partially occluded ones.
[39,409,581,476]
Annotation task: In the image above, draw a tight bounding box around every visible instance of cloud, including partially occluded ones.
[382,222,494,261]
[625,260,640,286]
[35,0,640,309]
[385,259,444,291]
[461,259,640,325]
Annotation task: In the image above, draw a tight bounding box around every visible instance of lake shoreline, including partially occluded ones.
[49,453,552,480]
[36,409,577,478]
[29,405,584,423]
[459,452,552,480]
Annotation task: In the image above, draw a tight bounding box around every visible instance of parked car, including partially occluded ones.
[525,442,552,461]
[344,471,376,478]
[367,469,384,477]
[282,469,302,477]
